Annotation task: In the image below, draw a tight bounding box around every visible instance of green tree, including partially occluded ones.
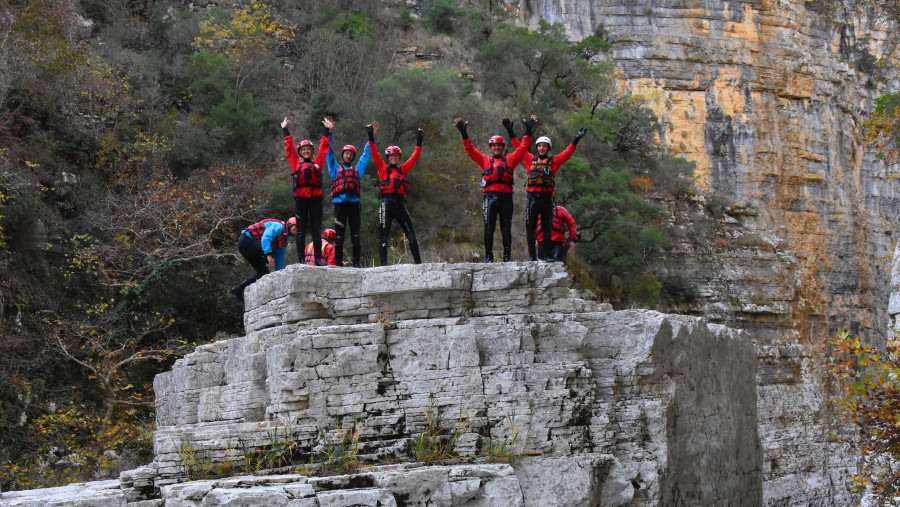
[366,68,471,143]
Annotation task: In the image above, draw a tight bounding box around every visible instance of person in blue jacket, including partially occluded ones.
[324,116,374,267]
[230,216,297,302]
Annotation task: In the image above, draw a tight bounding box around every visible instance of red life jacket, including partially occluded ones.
[293,160,322,194]
[245,219,289,249]
[483,156,514,187]
[332,165,361,198]
[527,156,554,190]
[380,166,409,196]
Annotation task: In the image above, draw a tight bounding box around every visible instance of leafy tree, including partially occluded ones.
[365,68,471,143]
[829,329,900,504]
[424,0,462,34]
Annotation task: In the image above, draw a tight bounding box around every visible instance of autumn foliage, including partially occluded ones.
[829,329,900,503]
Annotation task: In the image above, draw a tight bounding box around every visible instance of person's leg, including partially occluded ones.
[538,194,554,260]
[294,197,307,262]
[397,199,421,264]
[233,235,268,301]
[348,201,362,267]
[499,194,513,262]
[379,198,392,265]
[483,194,498,262]
[548,241,565,262]
[333,202,348,266]
[525,193,539,261]
[309,196,323,264]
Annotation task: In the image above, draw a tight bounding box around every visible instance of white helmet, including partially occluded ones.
[535,136,552,148]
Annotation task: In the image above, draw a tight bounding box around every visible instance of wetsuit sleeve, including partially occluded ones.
[260,222,283,255]
[551,143,577,174]
[400,145,421,176]
[369,141,387,181]
[510,136,521,149]
[510,136,533,169]
[315,135,329,168]
[325,134,338,180]
[357,142,372,180]
[462,138,489,169]
[285,134,300,171]
[560,207,577,240]
[506,135,532,168]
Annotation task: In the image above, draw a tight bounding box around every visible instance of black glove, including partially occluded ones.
[455,120,469,140]
[365,124,374,142]
[502,118,515,139]
[283,127,291,137]
[523,117,537,137]
[416,129,425,146]
[573,128,586,146]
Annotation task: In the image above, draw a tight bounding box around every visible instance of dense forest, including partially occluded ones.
[0,0,701,489]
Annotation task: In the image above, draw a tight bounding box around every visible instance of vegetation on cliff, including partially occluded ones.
[0,0,694,488]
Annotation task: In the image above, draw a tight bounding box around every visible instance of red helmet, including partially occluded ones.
[322,228,337,240]
[384,145,401,156]
[285,216,298,231]
[341,145,357,157]
[489,135,505,146]
[297,139,314,150]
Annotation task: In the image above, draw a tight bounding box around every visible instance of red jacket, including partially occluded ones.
[462,136,532,193]
[304,240,337,266]
[510,137,577,193]
[535,206,577,243]
[369,142,421,196]
[285,134,329,198]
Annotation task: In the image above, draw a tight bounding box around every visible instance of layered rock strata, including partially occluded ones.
[514,1,898,504]
[0,261,827,505]
[146,262,760,505]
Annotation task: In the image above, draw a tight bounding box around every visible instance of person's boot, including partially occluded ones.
[230,278,250,303]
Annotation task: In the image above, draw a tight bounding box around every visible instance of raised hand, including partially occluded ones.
[281,117,290,129]
[322,116,335,131]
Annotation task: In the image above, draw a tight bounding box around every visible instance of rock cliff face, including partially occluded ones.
[514,0,898,504]
[0,263,764,506]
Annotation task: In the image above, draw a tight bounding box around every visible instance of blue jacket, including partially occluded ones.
[243,221,288,271]
[326,134,371,204]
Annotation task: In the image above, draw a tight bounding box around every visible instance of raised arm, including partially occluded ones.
[507,115,537,168]
[282,117,300,171]
[551,128,586,171]
[400,128,424,175]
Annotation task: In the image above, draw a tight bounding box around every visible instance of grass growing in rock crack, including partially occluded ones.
[413,394,469,462]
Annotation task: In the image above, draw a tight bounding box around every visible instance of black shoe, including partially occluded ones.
[352,263,362,268]
[230,285,244,303]
[315,259,328,266]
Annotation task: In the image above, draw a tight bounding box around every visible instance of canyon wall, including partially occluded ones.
[513,0,896,504]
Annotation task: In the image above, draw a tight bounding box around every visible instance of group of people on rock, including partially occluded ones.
[230,115,583,302]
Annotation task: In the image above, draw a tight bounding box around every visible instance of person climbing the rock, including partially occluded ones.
[455,115,536,262]
[282,115,331,265]
[324,116,373,267]
[534,205,577,262]
[368,122,423,265]
[503,117,585,261]
[231,217,298,302]
[304,228,338,266]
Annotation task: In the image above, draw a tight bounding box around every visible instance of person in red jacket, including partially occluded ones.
[503,118,585,261]
[455,115,536,262]
[368,122,424,265]
[304,228,338,266]
[282,116,331,265]
[535,205,577,262]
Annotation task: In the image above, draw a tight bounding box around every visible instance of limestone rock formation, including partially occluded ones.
[512,1,898,504]
[1,262,764,505]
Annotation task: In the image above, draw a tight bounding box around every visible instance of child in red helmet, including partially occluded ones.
[304,228,338,266]
[282,116,331,265]
[368,122,424,265]
[503,117,585,261]
[454,116,535,262]
[231,217,298,302]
